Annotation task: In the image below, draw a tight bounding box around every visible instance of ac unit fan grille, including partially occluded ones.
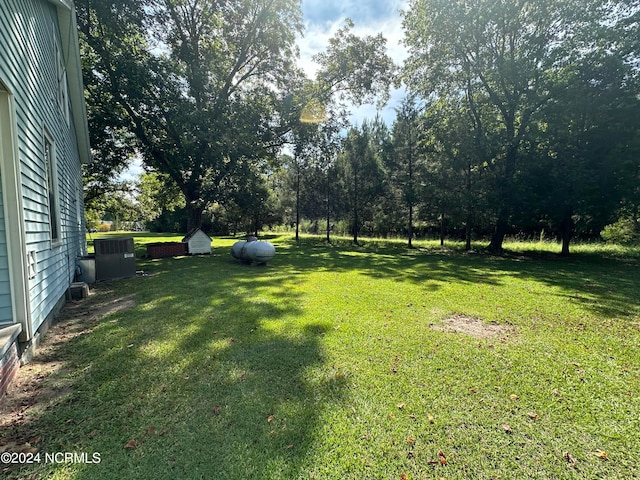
[94,238,134,255]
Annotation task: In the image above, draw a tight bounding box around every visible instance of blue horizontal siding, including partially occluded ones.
[1,0,86,335]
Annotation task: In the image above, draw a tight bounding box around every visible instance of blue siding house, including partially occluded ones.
[0,0,90,396]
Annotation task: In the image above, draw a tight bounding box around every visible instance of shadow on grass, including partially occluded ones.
[278,236,640,321]
[4,252,344,480]
[5,237,639,479]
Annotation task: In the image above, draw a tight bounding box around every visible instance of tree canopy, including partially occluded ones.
[78,0,394,230]
[80,0,639,253]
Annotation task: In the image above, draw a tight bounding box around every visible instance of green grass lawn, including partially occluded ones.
[4,233,640,479]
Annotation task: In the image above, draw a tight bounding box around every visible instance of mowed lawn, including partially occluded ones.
[3,233,640,479]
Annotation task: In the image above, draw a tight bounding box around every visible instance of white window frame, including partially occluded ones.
[0,83,33,340]
[43,129,62,247]
[55,33,70,125]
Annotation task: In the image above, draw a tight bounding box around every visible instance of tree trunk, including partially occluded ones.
[408,204,414,249]
[488,217,507,252]
[488,140,517,252]
[295,155,300,242]
[353,208,359,245]
[560,210,573,256]
[325,189,331,244]
[440,211,445,247]
[186,203,203,232]
[465,163,472,251]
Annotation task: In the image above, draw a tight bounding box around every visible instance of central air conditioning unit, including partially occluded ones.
[94,238,136,281]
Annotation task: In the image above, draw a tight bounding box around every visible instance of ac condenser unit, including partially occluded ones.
[94,238,136,281]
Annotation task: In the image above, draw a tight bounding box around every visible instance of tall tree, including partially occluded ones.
[336,122,385,244]
[390,98,422,247]
[541,53,640,254]
[402,0,610,250]
[420,97,495,249]
[79,4,394,231]
[78,0,303,230]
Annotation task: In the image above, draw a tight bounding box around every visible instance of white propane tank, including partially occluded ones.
[231,241,246,259]
[244,241,276,264]
[230,240,276,264]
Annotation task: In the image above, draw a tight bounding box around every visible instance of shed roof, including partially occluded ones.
[182,228,212,242]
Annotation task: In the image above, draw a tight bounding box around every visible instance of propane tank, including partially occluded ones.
[231,240,276,264]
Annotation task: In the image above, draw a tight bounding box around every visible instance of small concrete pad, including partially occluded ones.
[69,282,90,300]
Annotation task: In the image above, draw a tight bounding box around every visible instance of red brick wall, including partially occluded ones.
[146,242,187,258]
[0,341,20,398]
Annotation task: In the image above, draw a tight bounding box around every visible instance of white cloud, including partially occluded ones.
[119,155,144,183]
[296,0,409,124]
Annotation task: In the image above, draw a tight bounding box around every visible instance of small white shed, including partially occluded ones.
[182,228,212,255]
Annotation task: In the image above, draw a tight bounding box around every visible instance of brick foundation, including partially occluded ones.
[0,339,20,398]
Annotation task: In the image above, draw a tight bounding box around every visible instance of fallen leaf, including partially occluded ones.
[510,394,520,401]
[527,412,539,420]
[161,385,167,392]
[400,474,408,480]
[397,402,405,410]
[213,405,222,415]
[502,423,512,433]
[147,426,156,435]
[407,437,416,444]
[310,472,316,478]
[428,414,435,424]
[158,429,168,436]
[406,451,415,459]
[438,450,448,465]
[563,451,577,466]
[593,450,608,460]
[88,430,97,439]
[285,444,294,450]
[124,439,137,449]
[267,415,275,423]
[20,444,38,454]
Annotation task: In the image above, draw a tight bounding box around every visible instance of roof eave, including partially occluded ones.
[50,0,92,164]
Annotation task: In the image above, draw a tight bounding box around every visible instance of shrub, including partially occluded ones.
[601,218,639,245]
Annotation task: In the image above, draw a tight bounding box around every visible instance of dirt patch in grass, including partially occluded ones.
[0,288,135,455]
[430,314,516,339]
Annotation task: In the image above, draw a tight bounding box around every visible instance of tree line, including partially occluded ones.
[81,0,639,254]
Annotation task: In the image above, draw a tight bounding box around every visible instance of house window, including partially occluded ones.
[55,39,69,124]
[44,134,60,244]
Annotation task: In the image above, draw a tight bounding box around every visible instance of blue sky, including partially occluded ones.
[298,0,409,126]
